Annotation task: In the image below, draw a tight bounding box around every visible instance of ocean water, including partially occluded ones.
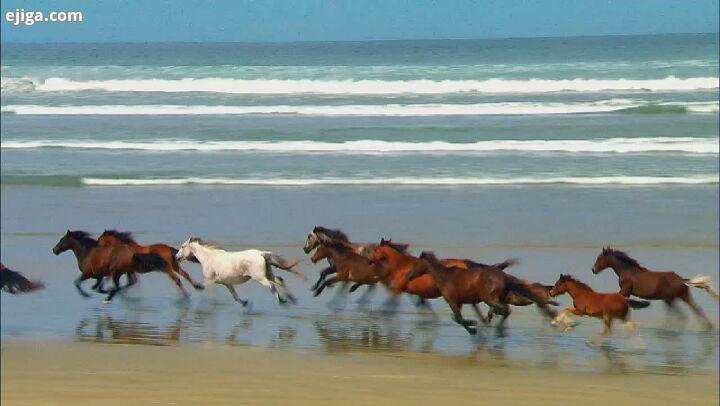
[1,34,719,373]
[1,34,718,186]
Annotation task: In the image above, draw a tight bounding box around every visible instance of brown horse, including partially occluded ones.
[310,242,384,296]
[592,247,718,329]
[52,230,168,302]
[98,230,204,295]
[369,239,545,318]
[405,251,552,334]
[549,274,650,336]
[0,263,44,294]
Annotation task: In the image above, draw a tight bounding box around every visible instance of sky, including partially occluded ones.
[1,0,718,43]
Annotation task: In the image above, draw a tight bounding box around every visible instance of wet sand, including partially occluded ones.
[2,340,717,405]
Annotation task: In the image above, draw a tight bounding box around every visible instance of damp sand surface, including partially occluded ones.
[2,339,718,405]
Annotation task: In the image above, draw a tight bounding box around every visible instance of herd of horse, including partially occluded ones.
[2,226,718,337]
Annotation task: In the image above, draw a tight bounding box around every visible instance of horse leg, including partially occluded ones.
[601,314,613,336]
[164,270,189,298]
[122,272,138,290]
[623,319,639,336]
[313,276,338,297]
[272,276,297,305]
[681,292,713,330]
[471,304,489,325]
[356,284,376,305]
[74,275,91,298]
[104,273,123,303]
[222,283,249,307]
[447,301,477,335]
[172,259,204,290]
[493,303,511,327]
[312,267,336,291]
[256,276,288,305]
[349,283,363,293]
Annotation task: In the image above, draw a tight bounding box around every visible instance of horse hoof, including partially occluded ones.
[467,327,478,335]
[102,300,111,304]
[194,284,205,290]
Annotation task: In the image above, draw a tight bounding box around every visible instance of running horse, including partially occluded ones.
[98,230,204,297]
[369,239,554,319]
[403,251,553,334]
[592,247,718,329]
[52,230,168,302]
[549,274,650,336]
[0,263,44,294]
[310,242,384,296]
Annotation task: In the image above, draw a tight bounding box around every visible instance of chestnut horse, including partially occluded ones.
[1,263,44,294]
[549,274,650,336]
[98,230,204,296]
[52,230,167,302]
[592,247,718,329]
[369,239,549,319]
[405,251,552,334]
[310,242,384,297]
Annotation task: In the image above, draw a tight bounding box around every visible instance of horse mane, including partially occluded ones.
[605,248,646,270]
[67,230,98,248]
[102,229,136,244]
[379,238,410,254]
[559,274,594,291]
[188,237,223,250]
[313,226,350,243]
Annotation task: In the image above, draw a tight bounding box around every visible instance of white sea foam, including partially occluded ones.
[80,176,719,186]
[31,76,719,94]
[3,100,718,117]
[2,137,717,154]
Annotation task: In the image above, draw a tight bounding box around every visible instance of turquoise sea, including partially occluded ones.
[1,34,718,374]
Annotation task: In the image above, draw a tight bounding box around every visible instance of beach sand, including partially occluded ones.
[2,340,717,405]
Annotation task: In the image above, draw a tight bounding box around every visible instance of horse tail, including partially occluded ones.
[132,253,167,272]
[505,275,555,319]
[1,267,45,294]
[627,299,651,309]
[494,258,519,270]
[683,275,720,299]
[264,253,305,279]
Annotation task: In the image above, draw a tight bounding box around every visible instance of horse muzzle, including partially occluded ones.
[591,267,599,274]
[303,246,312,254]
[52,247,60,255]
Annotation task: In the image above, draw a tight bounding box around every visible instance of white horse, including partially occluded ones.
[175,237,303,307]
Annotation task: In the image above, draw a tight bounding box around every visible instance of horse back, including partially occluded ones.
[631,270,687,299]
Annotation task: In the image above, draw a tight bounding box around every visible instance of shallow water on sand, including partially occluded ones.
[1,185,718,374]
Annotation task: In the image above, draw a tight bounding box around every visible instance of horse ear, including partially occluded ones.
[66,229,70,235]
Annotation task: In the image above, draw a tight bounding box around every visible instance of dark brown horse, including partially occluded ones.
[0,263,44,294]
[406,251,552,334]
[310,242,384,296]
[304,226,379,256]
[592,247,718,329]
[98,230,204,296]
[549,274,650,336]
[52,230,167,302]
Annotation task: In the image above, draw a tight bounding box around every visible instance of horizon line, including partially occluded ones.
[1,31,717,46]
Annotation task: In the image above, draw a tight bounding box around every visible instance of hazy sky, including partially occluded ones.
[1,0,718,43]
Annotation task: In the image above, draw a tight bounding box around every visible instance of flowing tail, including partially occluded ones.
[0,265,45,294]
[684,275,720,299]
[264,253,305,279]
[132,253,167,272]
[628,299,651,309]
[505,275,555,319]
[464,258,518,271]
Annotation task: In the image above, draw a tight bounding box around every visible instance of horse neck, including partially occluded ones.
[609,257,642,278]
[189,244,213,264]
[69,239,92,263]
[564,281,591,298]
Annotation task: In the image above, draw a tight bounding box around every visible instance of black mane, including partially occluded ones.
[606,248,645,269]
[102,229,136,244]
[67,230,98,248]
[313,226,350,243]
